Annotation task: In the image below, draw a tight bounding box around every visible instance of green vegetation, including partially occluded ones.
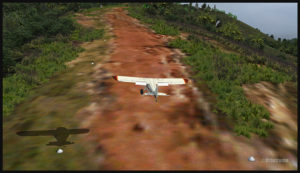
[3,2,297,138]
[265,37,298,56]
[169,37,291,138]
[3,39,83,117]
[71,23,104,42]
[127,5,179,36]
[217,22,243,41]
[3,3,105,117]
[128,3,296,138]
[3,5,111,169]
[128,3,297,73]
[3,3,102,75]
[150,20,179,36]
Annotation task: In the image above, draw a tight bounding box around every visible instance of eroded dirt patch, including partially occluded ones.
[243,82,297,167]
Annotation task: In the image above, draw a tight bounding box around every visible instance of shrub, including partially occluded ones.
[71,24,104,42]
[150,20,179,36]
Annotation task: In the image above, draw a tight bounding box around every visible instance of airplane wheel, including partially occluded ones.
[140,89,144,95]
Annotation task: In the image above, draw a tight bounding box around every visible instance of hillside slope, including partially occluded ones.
[4,7,297,170]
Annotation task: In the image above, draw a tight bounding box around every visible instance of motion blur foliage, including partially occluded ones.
[3,3,105,117]
[3,3,100,76]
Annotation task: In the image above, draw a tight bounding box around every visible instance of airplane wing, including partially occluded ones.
[113,76,147,85]
[156,78,188,85]
[68,129,89,134]
[113,76,188,85]
[47,141,74,146]
[17,130,57,136]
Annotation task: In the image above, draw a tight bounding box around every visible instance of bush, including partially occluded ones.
[71,23,104,42]
[217,22,242,41]
[150,20,179,36]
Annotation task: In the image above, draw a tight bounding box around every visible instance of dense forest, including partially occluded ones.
[127,3,297,138]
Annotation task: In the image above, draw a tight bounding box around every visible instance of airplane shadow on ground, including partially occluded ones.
[16,127,89,147]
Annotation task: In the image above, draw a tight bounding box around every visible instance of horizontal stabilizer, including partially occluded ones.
[158,92,169,96]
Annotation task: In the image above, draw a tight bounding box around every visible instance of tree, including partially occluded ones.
[270,34,274,39]
[251,38,265,50]
[278,37,281,42]
[207,5,211,11]
[201,3,206,9]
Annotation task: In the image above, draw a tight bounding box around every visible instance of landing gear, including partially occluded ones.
[140,89,144,95]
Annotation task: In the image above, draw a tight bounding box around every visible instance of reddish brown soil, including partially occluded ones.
[82,8,297,170]
[3,8,296,170]
[87,8,248,170]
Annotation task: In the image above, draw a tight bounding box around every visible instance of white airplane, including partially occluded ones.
[113,76,188,102]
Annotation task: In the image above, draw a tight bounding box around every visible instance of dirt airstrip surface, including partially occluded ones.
[4,7,296,170]
[78,8,296,170]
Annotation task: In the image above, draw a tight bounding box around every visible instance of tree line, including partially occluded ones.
[139,3,297,57]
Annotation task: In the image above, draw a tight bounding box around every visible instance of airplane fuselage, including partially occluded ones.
[143,83,159,102]
[54,127,70,144]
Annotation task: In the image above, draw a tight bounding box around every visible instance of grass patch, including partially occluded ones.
[127,6,179,36]
[3,11,105,117]
[71,23,104,42]
[3,39,84,117]
[169,37,292,138]
[150,20,179,36]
